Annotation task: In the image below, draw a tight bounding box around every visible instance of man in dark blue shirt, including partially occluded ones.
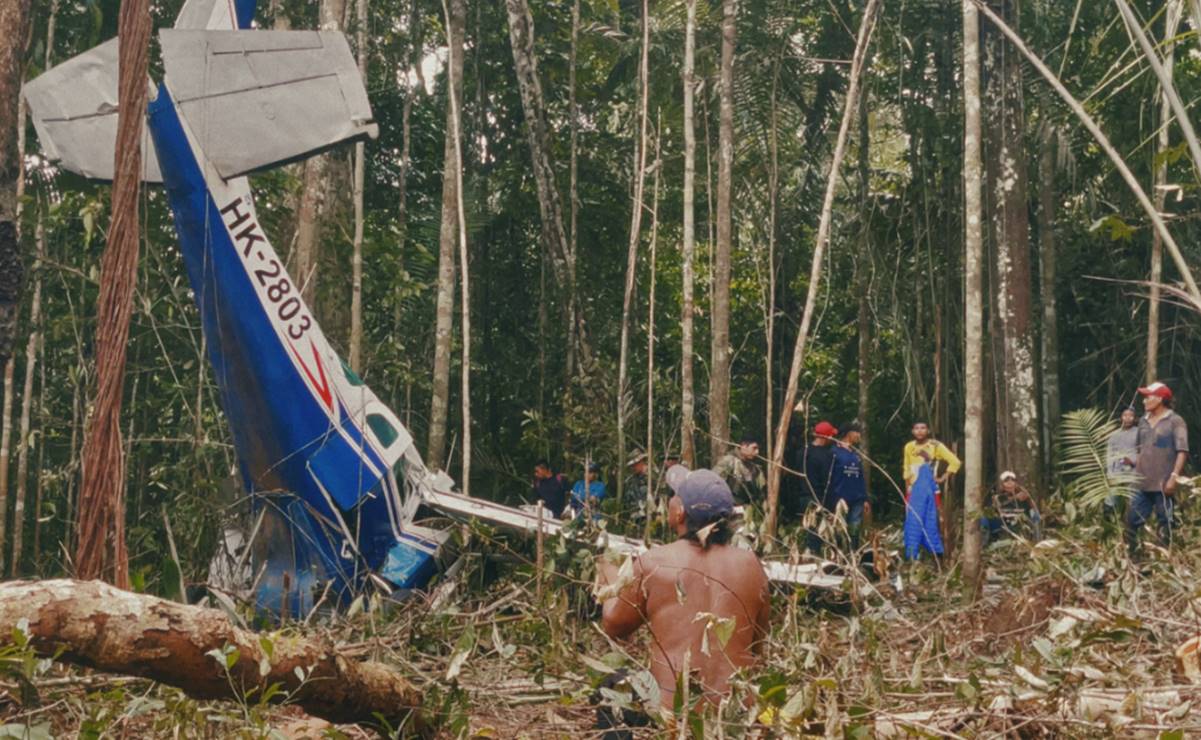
[532,460,571,518]
[829,422,868,551]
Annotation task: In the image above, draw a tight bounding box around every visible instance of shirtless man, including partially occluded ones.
[595,469,770,714]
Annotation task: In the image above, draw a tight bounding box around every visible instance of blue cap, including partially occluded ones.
[677,470,735,528]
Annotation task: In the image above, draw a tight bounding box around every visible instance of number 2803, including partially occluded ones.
[252,259,312,340]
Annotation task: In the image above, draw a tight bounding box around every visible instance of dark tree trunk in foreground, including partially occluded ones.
[0,0,26,360]
[983,0,1040,490]
[709,0,735,462]
[76,0,152,588]
[0,580,426,731]
[427,0,466,472]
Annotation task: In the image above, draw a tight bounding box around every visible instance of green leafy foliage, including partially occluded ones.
[1058,408,1138,509]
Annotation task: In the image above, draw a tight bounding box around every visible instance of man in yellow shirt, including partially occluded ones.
[902,421,961,509]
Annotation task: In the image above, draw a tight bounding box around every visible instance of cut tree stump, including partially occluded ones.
[0,579,426,733]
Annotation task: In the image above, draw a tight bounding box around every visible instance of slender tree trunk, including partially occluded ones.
[11,213,40,575]
[442,0,471,495]
[680,0,697,469]
[1147,0,1182,382]
[984,0,1040,489]
[292,0,347,304]
[763,58,779,470]
[1037,124,1060,473]
[76,0,152,588]
[504,0,594,370]
[31,310,44,567]
[856,87,872,495]
[566,0,580,380]
[348,0,368,373]
[644,118,661,541]
[962,0,986,596]
[395,0,420,323]
[426,0,466,472]
[766,0,879,538]
[709,0,736,462]
[617,0,650,509]
[0,359,11,570]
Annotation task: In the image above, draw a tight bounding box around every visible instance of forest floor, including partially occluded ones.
[4,508,1201,738]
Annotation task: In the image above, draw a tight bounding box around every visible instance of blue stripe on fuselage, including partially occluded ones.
[146,87,388,560]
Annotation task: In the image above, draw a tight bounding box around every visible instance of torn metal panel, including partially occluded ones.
[22,38,162,182]
[159,30,378,179]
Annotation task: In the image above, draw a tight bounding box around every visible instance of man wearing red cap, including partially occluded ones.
[1127,381,1189,557]
[800,421,838,553]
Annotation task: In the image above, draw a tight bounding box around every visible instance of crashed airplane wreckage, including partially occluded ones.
[25,0,842,615]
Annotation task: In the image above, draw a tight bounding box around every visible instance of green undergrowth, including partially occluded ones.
[4,497,1201,737]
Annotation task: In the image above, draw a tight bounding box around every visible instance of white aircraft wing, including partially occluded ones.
[159,29,379,179]
[22,38,163,183]
[419,487,847,590]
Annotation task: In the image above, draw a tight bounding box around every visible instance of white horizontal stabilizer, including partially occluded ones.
[22,38,163,183]
[160,29,379,179]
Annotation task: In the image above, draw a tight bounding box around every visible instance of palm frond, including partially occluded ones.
[1058,408,1139,509]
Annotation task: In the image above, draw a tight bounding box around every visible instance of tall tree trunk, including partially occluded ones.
[961,0,986,596]
[1147,0,1182,382]
[504,0,594,371]
[617,0,650,509]
[292,0,347,304]
[709,0,736,462]
[0,0,30,573]
[348,0,368,373]
[11,212,40,575]
[35,1,59,568]
[766,0,879,538]
[644,119,661,540]
[76,0,152,588]
[984,0,1040,490]
[395,0,420,326]
[566,0,580,381]
[426,0,466,472]
[444,0,471,495]
[680,0,697,469]
[856,85,872,495]
[1037,123,1060,473]
[762,58,779,470]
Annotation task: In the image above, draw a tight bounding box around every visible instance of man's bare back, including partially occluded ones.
[598,470,770,709]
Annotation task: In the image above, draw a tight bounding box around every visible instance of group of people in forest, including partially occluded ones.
[560,380,1189,734]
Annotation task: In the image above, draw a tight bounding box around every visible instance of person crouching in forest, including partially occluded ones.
[981,471,1041,546]
[593,470,770,729]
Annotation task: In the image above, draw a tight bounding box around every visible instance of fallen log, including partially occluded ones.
[0,579,425,733]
